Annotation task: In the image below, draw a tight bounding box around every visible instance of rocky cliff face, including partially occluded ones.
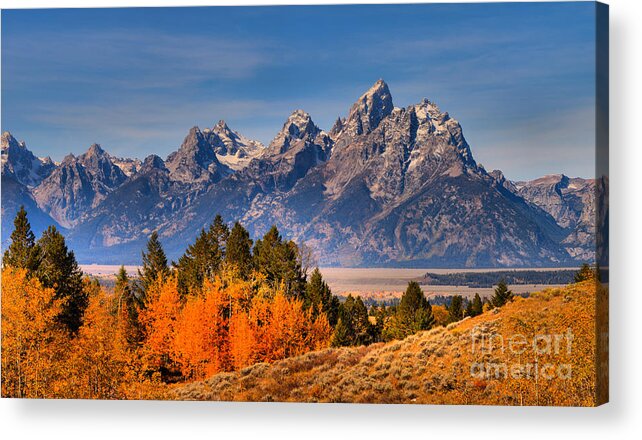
[514,174,596,261]
[32,144,128,228]
[166,126,230,185]
[1,80,598,266]
[1,132,55,188]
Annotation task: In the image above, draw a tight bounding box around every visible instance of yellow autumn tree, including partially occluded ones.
[309,306,333,351]
[1,267,68,398]
[248,286,332,363]
[61,282,133,399]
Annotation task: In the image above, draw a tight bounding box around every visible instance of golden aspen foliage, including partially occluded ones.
[431,305,450,327]
[1,267,68,398]
[139,274,182,375]
[62,286,133,399]
[309,307,333,351]
[229,309,256,370]
[171,279,229,380]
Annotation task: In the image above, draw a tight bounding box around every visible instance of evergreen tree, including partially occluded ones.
[332,295,372,346]
[137,231,169,303]
[114,265,141,346]
[491,280,514,308]
[225,221,254,278]
[174,215,229,295]
[471,293,483,317]
[448,295,464,323]
[3,206,40,272]
[384,282,435,340]
[209,214,230,256]
[368,305,388,343]
[35,225,87,333]
[253,225,305,297]
[331,317,351,347]
[303,268,339,325]
[574,263,596,283]
[465,299,474,318]
[351,296,372,345]
[115,265,132,309]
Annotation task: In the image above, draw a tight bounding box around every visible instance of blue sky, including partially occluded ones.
[2,2,597,180]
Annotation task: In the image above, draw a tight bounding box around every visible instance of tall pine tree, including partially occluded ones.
[225,221,254,278]
[465,299,474,318]
[3,206,40,272]
[385,281,435,340]
[304,268,339,325]
[174,215,229,295]
[114,265,141,346]
[332,295,373,346]
[253,225,305,297]
[448,295,464,323]
[471,293,483,317]
[35,225,87,333]
[137,231,169,303]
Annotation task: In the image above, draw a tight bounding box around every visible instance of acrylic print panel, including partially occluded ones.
[0,2,608,405]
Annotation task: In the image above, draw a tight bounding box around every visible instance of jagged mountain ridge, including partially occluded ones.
[1,132,56,188]
[222,83,571,267]
[32,143,129,228]
[513,174,596,260]
[1,80,596,266]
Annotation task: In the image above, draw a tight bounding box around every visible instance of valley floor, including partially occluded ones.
[82,264,572,299]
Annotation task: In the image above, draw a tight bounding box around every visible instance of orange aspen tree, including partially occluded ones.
[171,277,231,379]
[1,267,67,398]
[248,292,274,362]
[201,277,231,373]
[139,274,182,375]
[229,309,256,370]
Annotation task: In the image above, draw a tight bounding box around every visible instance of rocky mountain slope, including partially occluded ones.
[1,133,63,242]
[32,143,129,228]
[514,174,595,260]
[1,80,597,266]
[1,132,55,187]
[172,280,603,406]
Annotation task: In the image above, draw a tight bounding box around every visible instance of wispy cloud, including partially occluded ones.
[3,29,275,92]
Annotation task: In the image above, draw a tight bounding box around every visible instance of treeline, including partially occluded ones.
[420,269,577,288]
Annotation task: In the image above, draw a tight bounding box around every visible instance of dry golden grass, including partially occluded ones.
[172,281,605,406]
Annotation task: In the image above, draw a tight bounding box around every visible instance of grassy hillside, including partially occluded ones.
[173,280,604,406]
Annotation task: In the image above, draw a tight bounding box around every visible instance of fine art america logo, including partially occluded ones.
[470,325,574,381]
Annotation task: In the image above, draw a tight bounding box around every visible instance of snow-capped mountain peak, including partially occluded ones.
[205,120,264,171]
[1,131,56,188]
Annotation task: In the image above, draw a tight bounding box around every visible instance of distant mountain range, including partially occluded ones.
[1,80,597,267]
